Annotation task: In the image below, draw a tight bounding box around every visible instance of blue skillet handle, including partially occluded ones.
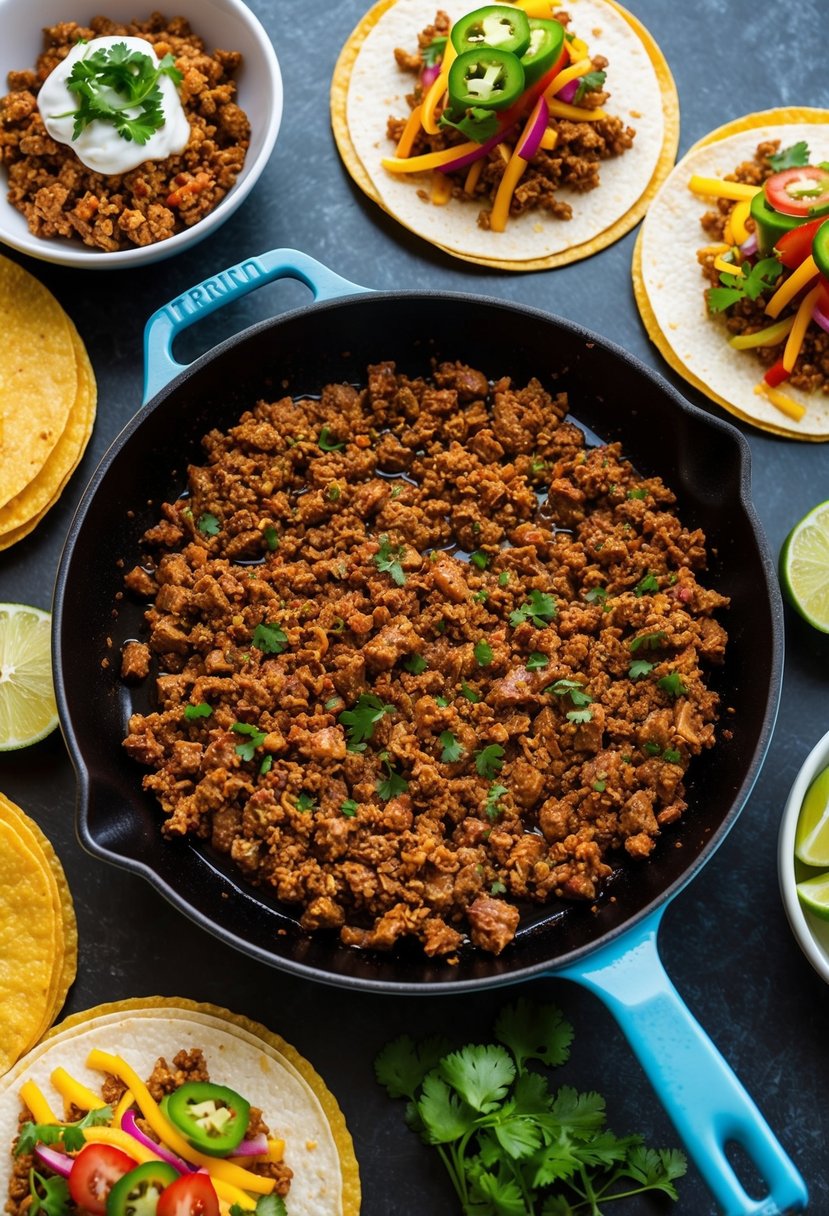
[557,907,808,1216]
[142,249,371,403]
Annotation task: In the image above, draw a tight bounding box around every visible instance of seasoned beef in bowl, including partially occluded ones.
[120,360,728,958]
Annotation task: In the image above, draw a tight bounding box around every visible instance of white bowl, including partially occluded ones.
[778,727,829,985]
[0,0,282,267]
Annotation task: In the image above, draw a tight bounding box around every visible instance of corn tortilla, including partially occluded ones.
[0,999,361,1216]
[333,0,678,270]
[633,109,829,440]
[0,256,77,508]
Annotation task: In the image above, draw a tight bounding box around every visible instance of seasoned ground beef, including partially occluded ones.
[120,361,728,959]
[698,140,829,395]
[0,14,249,251]
[387,9,635,227]
[5,1050,292,1216]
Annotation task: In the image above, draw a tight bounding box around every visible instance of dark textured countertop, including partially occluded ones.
[1,1,827,1213]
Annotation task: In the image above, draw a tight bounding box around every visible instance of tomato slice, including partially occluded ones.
[766,167,829,218]
[156,1173,220,1216]
[67,1144,138,1216]
[775,217,829,269]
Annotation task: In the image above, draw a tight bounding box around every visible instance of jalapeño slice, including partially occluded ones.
[447,47,526,112]
[520,17,566,87]
[165,1082,250,1156]
[450,5,531,57]
[106,1162,179,1216]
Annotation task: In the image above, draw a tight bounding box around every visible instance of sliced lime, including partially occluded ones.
[0,604,58,751]
[779,499,829,632]
[795,764,829,867]
[796,871,829,922]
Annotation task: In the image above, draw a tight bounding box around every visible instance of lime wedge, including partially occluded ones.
[779,500,829,632]
[796,871,829,922]
[795,764,829,867]
[0,604,58,751]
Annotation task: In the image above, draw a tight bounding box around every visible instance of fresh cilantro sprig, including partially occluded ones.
[440,106,499,143]
[422,35,447,68]
[375,1000,686,1215]
[17,1107,113,1157]
[230,1196,287,1216]
[547,679,593,722]
[768,140,810,171]
[374,536,407,586]
[252,622,287,654]
[29,1170,70,1216]
[509,590,557,629]
[376,752,408,801]
[574,69,607,104]
[475,744,505,779]
[339,692,395,750]
[707,256,782,314]
[232,721,267,761]
[439,730,465,764]
[59,41,183,146]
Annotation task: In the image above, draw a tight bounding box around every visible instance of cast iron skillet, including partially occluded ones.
[54,251,805,1215]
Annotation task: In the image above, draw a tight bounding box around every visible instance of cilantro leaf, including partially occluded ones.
[295,792,315,812]
[440,1044,515,1113]
[184,702,212,721]
[341,798,358,817]
[546,678,592,708]
[629,631,666,652]
[375,1034,452,1100]
[566,707,593,724]
[376,755,408,801]
[485,782,508,821]
[475,744,505,779]
[197,512,220,536]
[231,1197,287,1216]
[634,572,659,596]
[496,999,574,1072]
[768,140,810,171]
[29,1171,70,1216]
[374,535,407,586]
[707,257,782,314]
[473,639,493,667]
[628,658,654,679]
[262,524,279,550]
[573,69,606,104]
[510,590,557,628]
[439,730,465,764]
[231,721,267,761]
[440,106,500,143]
[526,652,549,671]
[469,550,489,570]
[658,671,688,698]
[422,35,447,67]
[584,586,607,604]
[460,681,481,703]
[403,654,428,675]
[61,43,182,146]
[416,1073,476,1144]
[252,622,287,654]
[339,693,395,748]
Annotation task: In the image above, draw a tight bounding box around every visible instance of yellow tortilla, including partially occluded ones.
[633,108,829,440]
[332,0,679,270]
[0,257,78,508]
[0,999,361,1216]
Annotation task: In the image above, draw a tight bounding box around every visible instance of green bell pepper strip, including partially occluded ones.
[812,219,829,279]
[750,189,803,257]
[164,1083,250,1157]
[450,5,531,57]
[520,18,565,87]
[447,47,526,112]
[105,1162,179,1216]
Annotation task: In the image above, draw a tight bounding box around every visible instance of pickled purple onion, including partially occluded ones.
[120,1109,192,1173]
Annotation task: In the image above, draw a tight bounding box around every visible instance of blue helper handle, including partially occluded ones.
[557,907,808,1216]
[142,249,371,403]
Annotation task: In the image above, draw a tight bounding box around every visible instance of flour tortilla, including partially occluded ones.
[0,999,360,1216]
[334,0,678,269]
[634,109,829,440]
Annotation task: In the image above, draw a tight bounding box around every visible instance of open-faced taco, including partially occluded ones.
[332,0,678,269]
[0,999,360,1216]
[634,108,829,440]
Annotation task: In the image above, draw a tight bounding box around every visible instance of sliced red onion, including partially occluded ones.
[739,232,758,258]
[556,78,579,103]
[231,1134,269,1158]
[420,62,440,90]
[439,122,517,173]
[516,96,549,161]
[35,1145,74,1178]
[120,1110,192,1173]
[812,300,829,334]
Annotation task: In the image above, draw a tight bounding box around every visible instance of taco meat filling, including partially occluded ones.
[698,140,829,395]
[0,14,250,251]
[118,361,728,959]
[388,10,635,228]
[5,1050,292,1216]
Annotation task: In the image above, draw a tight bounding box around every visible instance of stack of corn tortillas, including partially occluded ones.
[0,791,77,1076]
[0,254,96,549]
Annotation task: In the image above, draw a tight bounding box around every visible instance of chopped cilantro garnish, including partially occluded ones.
[634,572,659,596]
[585,586,607,604]
[374,535,407,586]
[295,792,315,812]
[475,744,505,779]
[376,755,408,801]
[566,707,594,724]
[324,696,342,711]
[59,41,182,146]
[422,34,447,67]
[592,779,607,793]
[644,741,661,756]
[460,681,481,704]
[29,1170,70,1216]
[547,678,592,708]
[318,426,345,452]
[440,106,500,143]
[473,639,493,667]
[341,799,359,817]
[526,652,549,671]
[231,722,267,761]
[490,880,507,896]
[403,654,428,675]
[768,140,810,171]
[252,622,288,654]
[18,1107,112,1159]
[574,68,606,103]
[439,730,465,764]
[327,484,341,502]
[259,754,272,775]
[485,783,508,821]
[473,589,489,603]
[339,693,395,749]
[469,550,489,570]
[509,589,557,629]
[184,702,211,721]
[663,748,682,764]
[197,512,220,536]
[434,695,450,708]
[626,487,648,500]
[629,631,666,652]
[629,658,655,680]
[498,571,510,587]
[707,256,782,314]
[658,671,688,698]
[262,524,279,550]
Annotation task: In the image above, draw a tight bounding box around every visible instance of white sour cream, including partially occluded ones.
[37,35,190,174]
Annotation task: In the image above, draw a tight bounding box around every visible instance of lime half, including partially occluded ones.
[796,871,829,922]
[795,764,829,867]
[0,604,58,750]
[779,500,829,632]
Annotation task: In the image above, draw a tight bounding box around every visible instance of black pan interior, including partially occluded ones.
[55,292,783,991]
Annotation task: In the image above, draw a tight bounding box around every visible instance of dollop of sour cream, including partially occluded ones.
[38,35,190,175]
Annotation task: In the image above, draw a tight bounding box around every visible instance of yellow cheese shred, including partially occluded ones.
[688,176,761,202]
[394,104,423,158]
[382,142,478,174]
[430,171,453,204]
[489,152,529,232]
[19,1081,57,1126]
[464,157,485,194]
[783,283,822,372]
[729,198,752,245]
[85,1050,274,1196]
[112,1088,136,1126]
[543,58,592,100]
[547,99,606,122]
[539,128,558,151]
[421,40,457,135]
[51,1067,108,1113]
[713,254,743,278]
[754,382,806,422]
[766,254,818,319]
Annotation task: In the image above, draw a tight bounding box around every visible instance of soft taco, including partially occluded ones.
[0,999,360,1216]
[332,0,678,269]
[633,108,829,440]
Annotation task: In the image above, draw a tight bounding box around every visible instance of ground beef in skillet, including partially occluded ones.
[120,361,728,958]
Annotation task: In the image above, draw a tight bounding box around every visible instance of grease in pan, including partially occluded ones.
[332,0,678,269]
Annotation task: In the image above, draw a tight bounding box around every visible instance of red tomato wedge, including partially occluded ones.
[775,217,829,269]
[766,167,829,218]
[156,1173,220,1216]
[67,1144,138,1216]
